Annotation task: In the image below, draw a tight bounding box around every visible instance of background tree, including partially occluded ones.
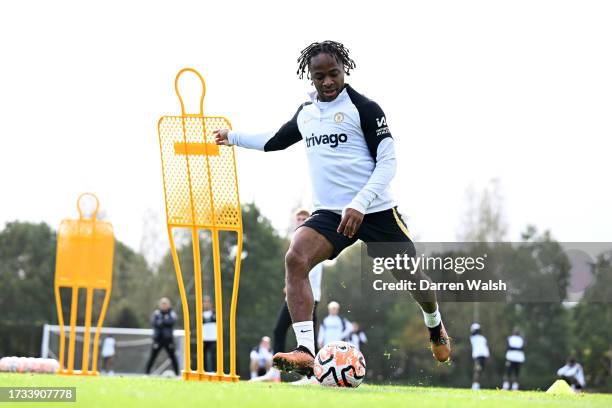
[571,253,612,389]
[0,222,56,356]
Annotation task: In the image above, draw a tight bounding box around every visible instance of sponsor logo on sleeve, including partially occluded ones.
[376,116,390,136]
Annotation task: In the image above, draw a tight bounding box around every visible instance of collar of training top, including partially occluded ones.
[309,84,350,105]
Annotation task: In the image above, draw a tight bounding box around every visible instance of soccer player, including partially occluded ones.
[101,335,115,375]
[273,209,323,355]
[201,295,217,372]
[249,336,274,380]
[557,356,586,391]
[214,40,451,377]
[469,323,490,390]
[348,322,368,352]
[502,327,525,390]
[317,301,353,348]
[145,297,180,376]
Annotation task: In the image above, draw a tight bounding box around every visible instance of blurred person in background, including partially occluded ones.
[145,297,179,376]
[318,301,353,348]
[348,322,368,351]
[101,335,115,375]
[469,323,490,390]
[202,295,217,372]
[502,327,525,390]
[249,336,277,382]
[557,356,586,391]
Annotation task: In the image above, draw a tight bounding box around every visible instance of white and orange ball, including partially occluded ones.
[313,341,366,387]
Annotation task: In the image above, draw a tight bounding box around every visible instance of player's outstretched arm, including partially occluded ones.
[212,103,307,151]
[214,127,300,150]
[213,128,288,150]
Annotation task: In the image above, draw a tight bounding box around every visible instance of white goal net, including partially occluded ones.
[41,324,186,375]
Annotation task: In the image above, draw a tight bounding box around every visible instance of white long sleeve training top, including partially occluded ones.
[228,85,396,215]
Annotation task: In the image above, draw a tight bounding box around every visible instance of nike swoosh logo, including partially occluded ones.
[300,329,312,333]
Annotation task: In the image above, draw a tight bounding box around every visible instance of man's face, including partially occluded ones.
[329,305,339,315]
[309,52,345,102]
[159,299,170,311]
[203,298,212,311]
[295,213,308,227]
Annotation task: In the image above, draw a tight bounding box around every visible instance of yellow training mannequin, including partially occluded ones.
[157,68,243,382]
[54,193,114,375]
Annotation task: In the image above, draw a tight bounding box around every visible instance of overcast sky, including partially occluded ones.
[1,0,611,256]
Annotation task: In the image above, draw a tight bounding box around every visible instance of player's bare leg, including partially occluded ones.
[272,227,333,376]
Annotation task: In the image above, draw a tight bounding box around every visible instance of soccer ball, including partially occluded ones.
[313,341,366,387]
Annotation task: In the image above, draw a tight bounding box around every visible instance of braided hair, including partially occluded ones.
[296,41,356,79]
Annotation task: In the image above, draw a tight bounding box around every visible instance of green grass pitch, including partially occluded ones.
[1,373,610,408]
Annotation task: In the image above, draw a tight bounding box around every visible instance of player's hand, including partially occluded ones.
[337,208,364,238]
[213,129,231,145]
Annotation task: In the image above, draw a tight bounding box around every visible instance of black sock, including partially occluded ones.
[428,323,442,341]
